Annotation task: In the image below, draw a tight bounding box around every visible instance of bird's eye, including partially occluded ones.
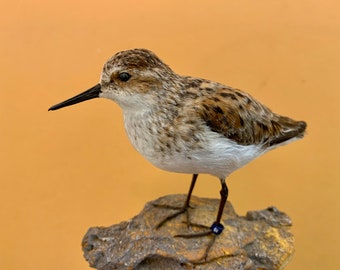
[118,72,131,82]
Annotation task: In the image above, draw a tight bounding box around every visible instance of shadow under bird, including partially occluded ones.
[49,48,306,253]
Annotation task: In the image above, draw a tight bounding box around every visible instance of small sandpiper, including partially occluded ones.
[49,48,306,252]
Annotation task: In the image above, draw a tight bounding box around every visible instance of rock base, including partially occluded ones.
[82,194,294,270]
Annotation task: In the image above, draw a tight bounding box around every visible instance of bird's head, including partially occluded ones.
[49,49,178,113]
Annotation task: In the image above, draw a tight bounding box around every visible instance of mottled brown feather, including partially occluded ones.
[192,85,306,147]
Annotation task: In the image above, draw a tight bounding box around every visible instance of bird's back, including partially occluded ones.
[182,77,307,149]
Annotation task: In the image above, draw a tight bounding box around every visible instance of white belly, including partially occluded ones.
[152,136,265,178]
[123,113,265,179]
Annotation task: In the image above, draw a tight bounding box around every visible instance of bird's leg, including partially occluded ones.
[175,177,228,237]
[154,174,198,229]
[175,178,228,261]
[209,177,228,235]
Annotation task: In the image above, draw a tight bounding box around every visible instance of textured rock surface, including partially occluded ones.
[82,194,294,270]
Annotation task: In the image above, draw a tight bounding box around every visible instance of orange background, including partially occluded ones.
[1,1,339,269]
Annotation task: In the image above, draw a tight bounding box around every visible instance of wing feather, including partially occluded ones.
[194,87,306,147]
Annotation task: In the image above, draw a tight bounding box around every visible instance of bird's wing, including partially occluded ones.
[193,87,306,147]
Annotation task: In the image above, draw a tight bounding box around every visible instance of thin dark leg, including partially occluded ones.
[210,178,228,235]
[175,177,229,262]
[176,177,228,237]
[184,174,198,208]
[155,174,198,229]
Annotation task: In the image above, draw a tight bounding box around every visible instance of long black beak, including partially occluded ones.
[48,83,101,111]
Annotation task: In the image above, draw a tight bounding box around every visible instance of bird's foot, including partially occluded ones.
[175,222,224,262]
[175,221,224,237]
[153,203,193,230]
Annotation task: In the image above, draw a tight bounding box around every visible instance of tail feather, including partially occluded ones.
[267,117,306,147]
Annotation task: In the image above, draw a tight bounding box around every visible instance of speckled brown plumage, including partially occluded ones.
[50,48,307,176]
[192,85,306,147]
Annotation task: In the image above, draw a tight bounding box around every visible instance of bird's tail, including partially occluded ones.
[267,117,307,147]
